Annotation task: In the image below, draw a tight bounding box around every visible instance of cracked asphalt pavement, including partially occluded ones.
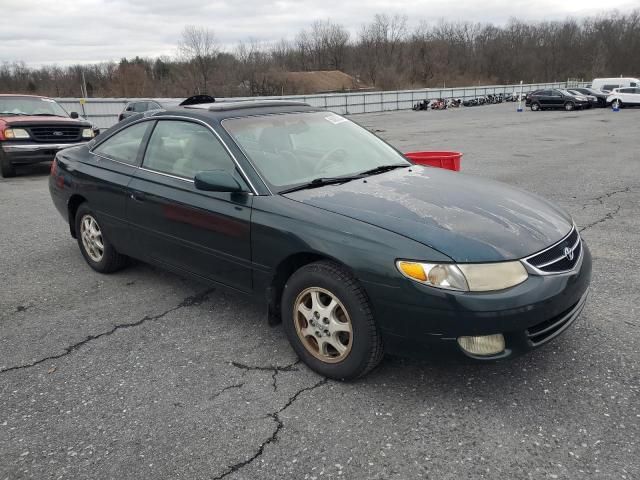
[1,104,639,479]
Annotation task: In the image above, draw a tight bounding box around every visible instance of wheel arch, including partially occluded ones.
[266,251,354,325]
[67,194,87,238]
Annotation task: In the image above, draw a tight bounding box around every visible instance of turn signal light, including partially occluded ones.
[397,261,427,281]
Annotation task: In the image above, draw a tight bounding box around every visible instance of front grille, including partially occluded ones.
[28,126,82,142]
[526,296,584,346]
[525,228,581,273]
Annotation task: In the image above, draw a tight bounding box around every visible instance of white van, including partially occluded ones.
[591,77,640,93]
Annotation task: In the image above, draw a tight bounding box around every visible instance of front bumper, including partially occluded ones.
[365,242,592,360]
[1,142,89,165]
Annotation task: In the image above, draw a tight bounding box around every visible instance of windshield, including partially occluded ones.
[0,96,69,117]
[222,112,409,190]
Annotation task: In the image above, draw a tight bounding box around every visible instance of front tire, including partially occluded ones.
[282,261,383,380]
[564,101,575,111]
[0,151,16,178]
[531,102,541,111]
[75,204,127,273]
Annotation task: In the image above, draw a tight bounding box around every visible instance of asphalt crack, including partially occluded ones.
[578,186,636,232]
[0,288,214,375]
[230,360,301,392]
[581,186,631,208]
[210,383,245,401]
[212,377,328,479]
[579,205,622,232]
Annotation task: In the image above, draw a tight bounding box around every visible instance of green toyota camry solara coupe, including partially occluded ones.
[49,100,591,380]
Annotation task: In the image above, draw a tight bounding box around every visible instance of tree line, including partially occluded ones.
[1,10,638,98]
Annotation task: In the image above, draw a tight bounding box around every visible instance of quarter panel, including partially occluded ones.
[55,145,136,255]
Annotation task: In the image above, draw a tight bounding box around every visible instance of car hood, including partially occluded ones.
[284,166,573,262]
[0,115,90,126]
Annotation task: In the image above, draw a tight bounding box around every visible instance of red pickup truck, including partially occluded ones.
[0,94,97,177]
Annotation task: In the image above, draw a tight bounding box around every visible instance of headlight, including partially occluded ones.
[3,128,30,139]
[81,128,95,139]
[396,260,528,292]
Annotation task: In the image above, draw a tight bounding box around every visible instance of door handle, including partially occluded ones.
[130,191,146,202]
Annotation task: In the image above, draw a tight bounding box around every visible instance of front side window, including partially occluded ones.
[223,112,409,189]
[132,102,149,113]
[93,121,150,165]
[143,120,235,179]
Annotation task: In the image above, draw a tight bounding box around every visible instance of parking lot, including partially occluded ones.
[1,104,638,479]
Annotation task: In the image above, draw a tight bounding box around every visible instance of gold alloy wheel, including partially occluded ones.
[293,287,353,363]
[80,214,104,262]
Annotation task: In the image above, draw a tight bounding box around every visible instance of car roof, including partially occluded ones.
[184,100,310,112]
[157,100,317,121]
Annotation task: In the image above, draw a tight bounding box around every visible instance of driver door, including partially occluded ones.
[127,119,253,291]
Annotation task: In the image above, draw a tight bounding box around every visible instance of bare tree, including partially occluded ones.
[178,25,219,94]
[3,11,640,97]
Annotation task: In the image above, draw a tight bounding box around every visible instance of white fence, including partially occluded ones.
[56,81,587,129]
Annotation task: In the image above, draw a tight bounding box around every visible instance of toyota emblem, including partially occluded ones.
[564,246,574,261]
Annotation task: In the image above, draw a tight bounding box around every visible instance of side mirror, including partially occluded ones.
[194,170,244,193]
[70,112,79,119]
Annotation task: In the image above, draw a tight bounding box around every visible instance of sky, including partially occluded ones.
[0,0,637,66]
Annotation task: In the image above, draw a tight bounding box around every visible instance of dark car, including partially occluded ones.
[525,89,590,111]
[570,88,608,107]
[0,94,96,177]
[49,101,591,380]
[117,95,215,122]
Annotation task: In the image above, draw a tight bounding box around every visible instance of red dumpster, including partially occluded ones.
[404,151,462,171]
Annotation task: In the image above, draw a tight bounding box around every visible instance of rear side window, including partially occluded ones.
[93,122,150,165]
[603,85,618,91]
[142,120,235,179]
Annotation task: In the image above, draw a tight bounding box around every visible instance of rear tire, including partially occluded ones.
[0,151,16,178]
[75,203,128,273]
[564,102,575,111]
[281,260,383,380]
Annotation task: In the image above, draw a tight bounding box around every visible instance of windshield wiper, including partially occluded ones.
[0,112,29,116]
[279,175,363,194]
[359,164,409,176]
[29,113,67,117]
